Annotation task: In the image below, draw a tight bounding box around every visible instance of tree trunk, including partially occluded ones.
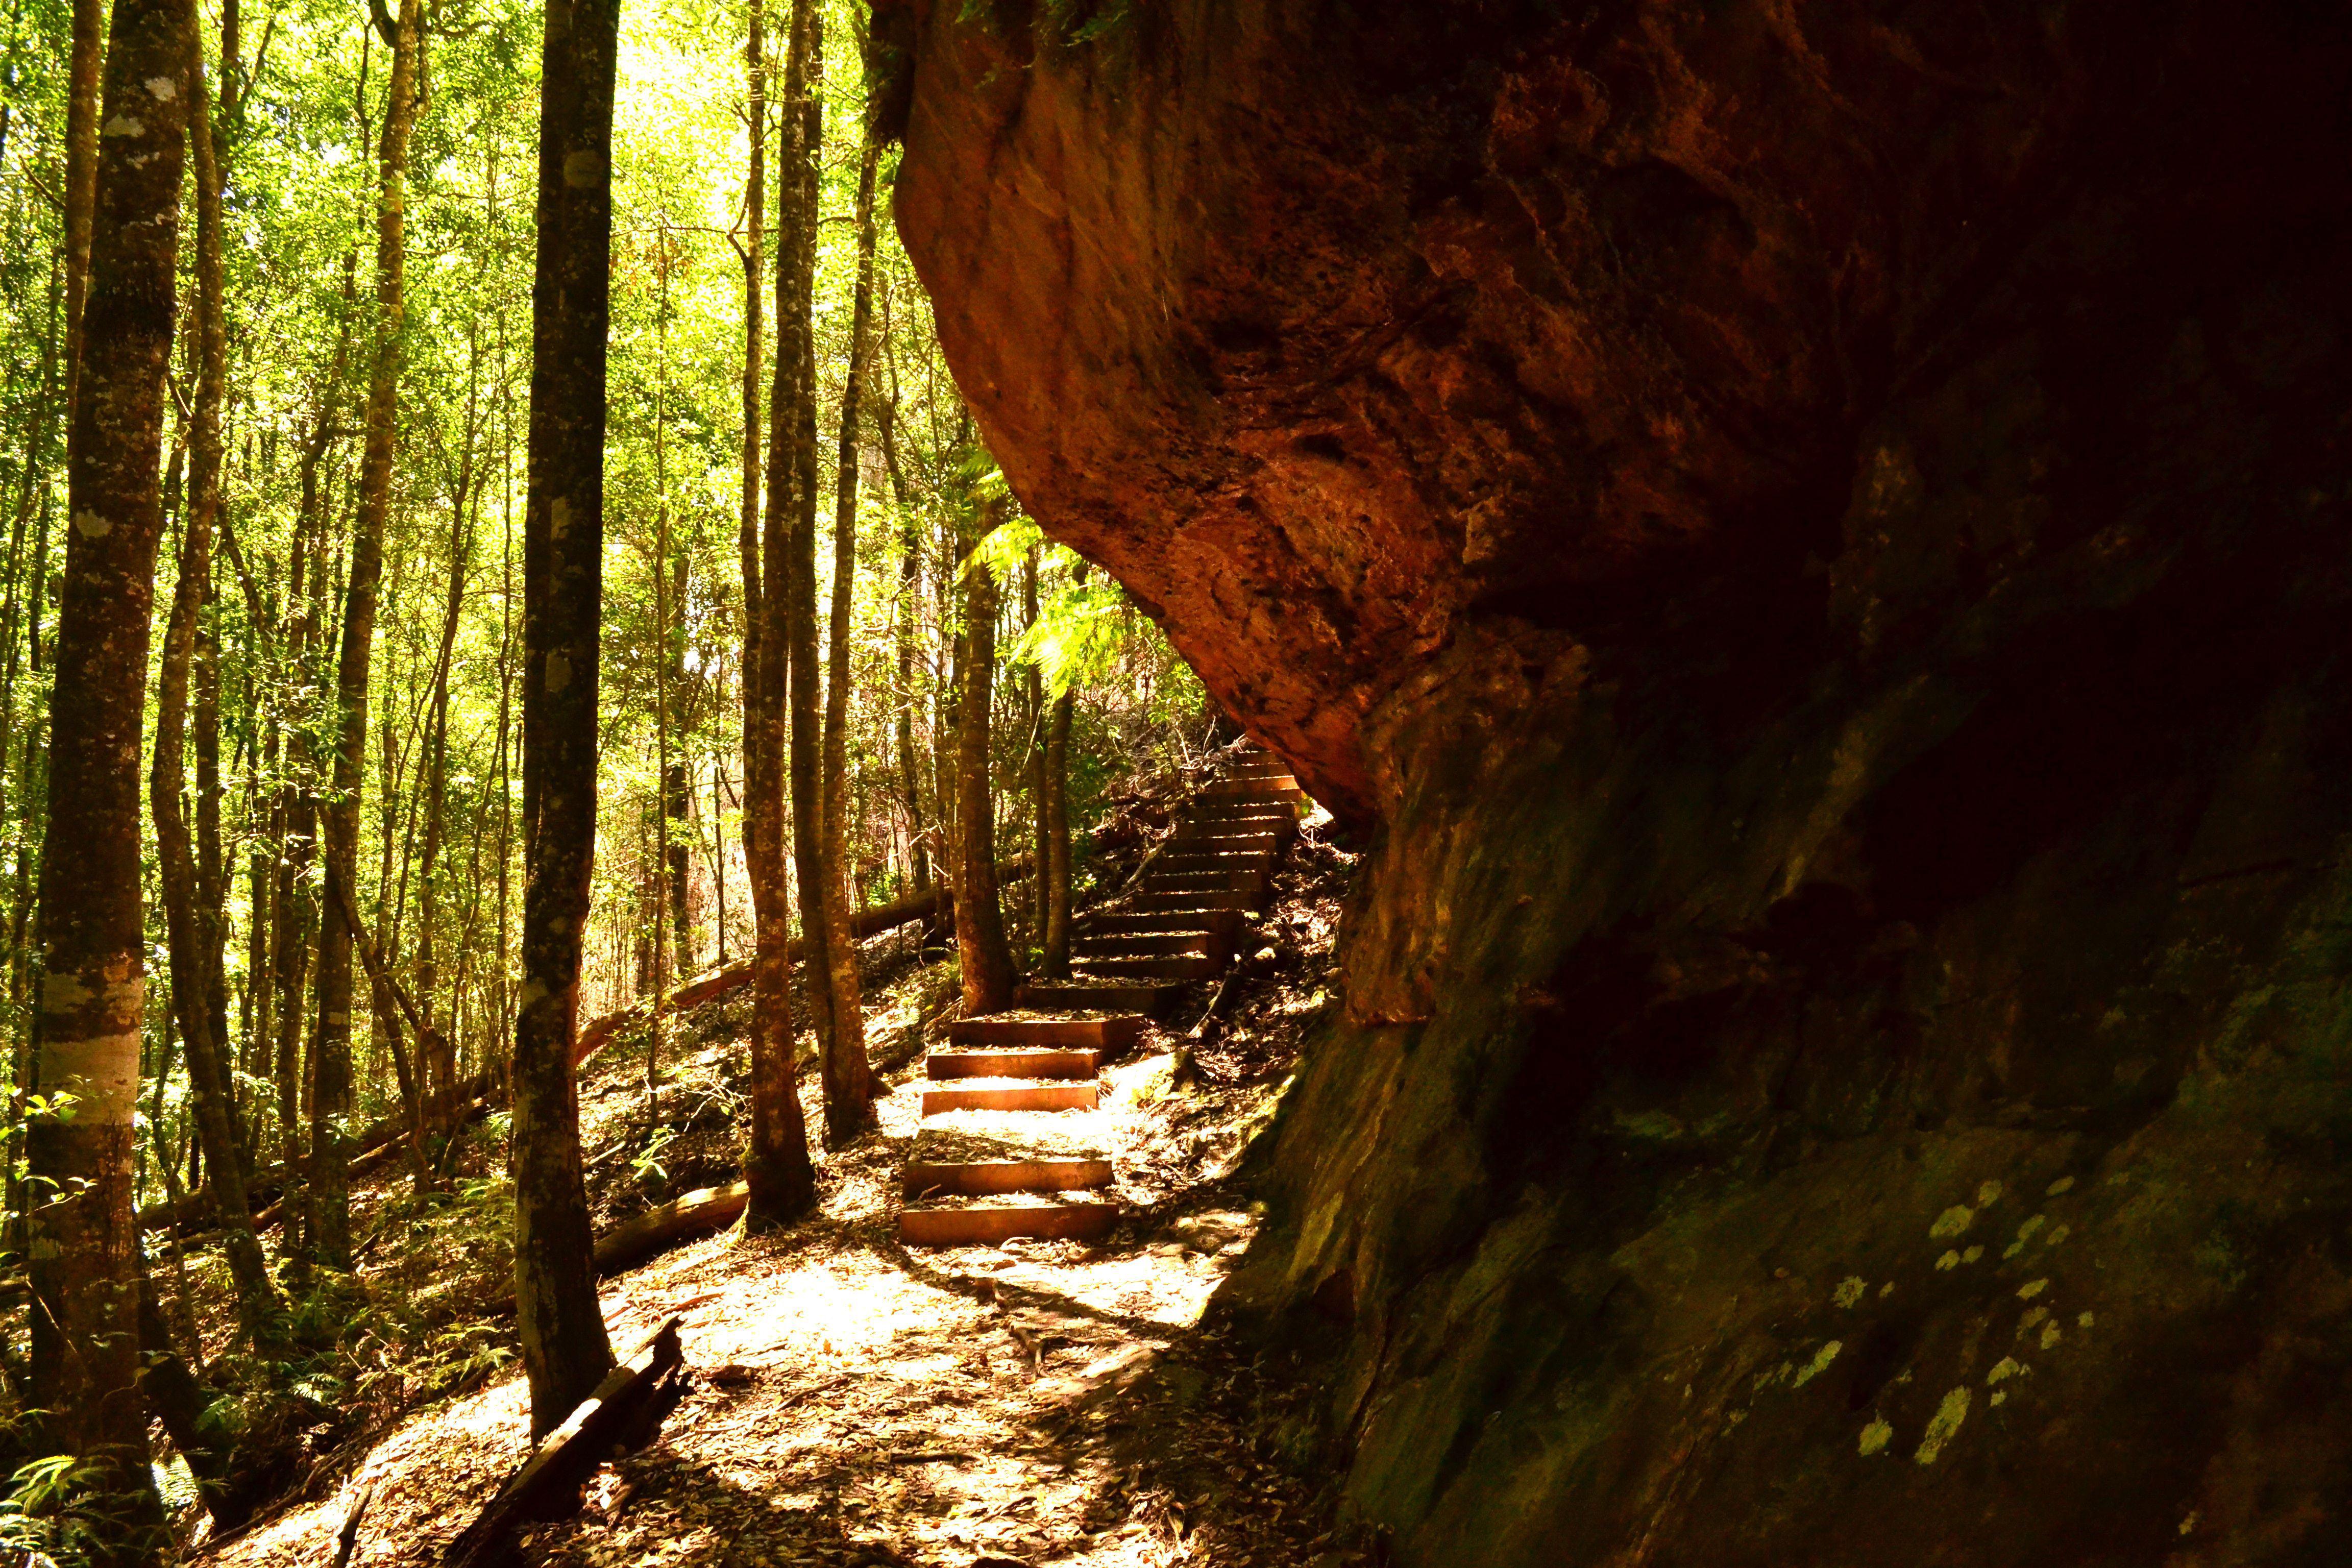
[1042,677,1074,976]
[312,0,421,1271]
[30,0,190,1541]
[271,258,352,1256]
[665,758,689,968]
[650,249,676,1104]
[955,504,1017,1013]
[60,0,103,440]
[782,3,834,1090]
[816,109,882,1145]
[244,715,271,1129]
[1023,547,1045,943]
[196,615,229,1113]
[494,295,517,1091]
[420,353,476,1106]
[145,26,280,1345]
[514,0,621,1439]
[882,399,927,897]
[934,503,961,947]
[2,247,61,1241]
[740,0,817,1229]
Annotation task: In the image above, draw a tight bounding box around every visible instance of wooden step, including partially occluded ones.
[1074,954,1220,981]
[1128,891,1256,915]
[1174,823,1285,843]
[1159,851,1277,873]
[922,1081,1105,1115]
[899,1202,1119,1248]
[1016,979,1184,1014]
[1200,779,1301,800]
[1073,932,1217,958]
[1082,910,1243,937]
[903,1158,1113,1198]
[1148,868,1267,893]
[1186,801,1297,822]
[926,1048,1103,1080]
[947,1014,1146,1051]
[1171,840,1284,862]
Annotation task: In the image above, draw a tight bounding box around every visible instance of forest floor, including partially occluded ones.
[190,827,1362,1568]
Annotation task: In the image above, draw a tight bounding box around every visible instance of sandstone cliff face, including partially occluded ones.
[882,2,2352,1560]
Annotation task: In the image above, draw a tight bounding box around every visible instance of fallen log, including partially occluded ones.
[569,854,1034,1066]
[148,860,1034,1242]
[139,1077,494,1235]
[441,1318,689,1568]
[247,1096,495,1234]
[591,1181,750,1278]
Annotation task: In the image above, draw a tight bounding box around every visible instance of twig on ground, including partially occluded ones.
[330,1483,376,1568]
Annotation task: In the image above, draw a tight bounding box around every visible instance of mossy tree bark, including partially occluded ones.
[514,0,621,1438]
[312,0,421,1271]
[30,0,190,1544]
[740,0,817,1229]
[150,28,281,1344]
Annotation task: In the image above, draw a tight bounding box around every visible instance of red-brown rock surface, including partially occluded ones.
[884,2,2352,1562]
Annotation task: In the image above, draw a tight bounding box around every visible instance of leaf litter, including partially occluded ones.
[190,829,1367,1568]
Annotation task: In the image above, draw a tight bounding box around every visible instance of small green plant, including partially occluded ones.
[629,1126,680,1187]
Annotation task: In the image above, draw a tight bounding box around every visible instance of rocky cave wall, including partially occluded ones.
[878,2,2352,1561]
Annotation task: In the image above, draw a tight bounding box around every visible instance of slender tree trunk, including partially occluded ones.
[881,404,928,897]
[815,109,880,1144]
[312,0,421,1271]
[650,236,673,1106]
[666,757,689,961]
[742,0,815,1227]
[494,296,516,1088]
[60,0,103,438]
[780,2,834,1095]
[197,589,229,1107]
[514,0,620,1438]
[148,30,279,1343]
[30,0,190,1540]
[1043,680,1074,975]
[247,715,272,1120]
[955,502,1017,1012]
[1023,548,1044,942]
[419,350,476,1105]
[1042,568,1079,973]
[935,547,961,947]
[0,255,60,826]
[272,259,351,1254]
[2,253,60,1235]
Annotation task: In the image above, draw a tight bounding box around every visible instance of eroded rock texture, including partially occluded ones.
[882,1,2352,1560]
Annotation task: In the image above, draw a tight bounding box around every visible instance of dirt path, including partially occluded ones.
[203,1013,1345,1564]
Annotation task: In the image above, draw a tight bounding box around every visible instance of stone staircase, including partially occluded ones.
[897,741,1303,1248]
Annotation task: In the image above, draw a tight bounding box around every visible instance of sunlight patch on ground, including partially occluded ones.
[206,1074,1255,1568]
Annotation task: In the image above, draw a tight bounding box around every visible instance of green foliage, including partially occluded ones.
[0,1453,156,1568]
[1015,552,1133,699]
